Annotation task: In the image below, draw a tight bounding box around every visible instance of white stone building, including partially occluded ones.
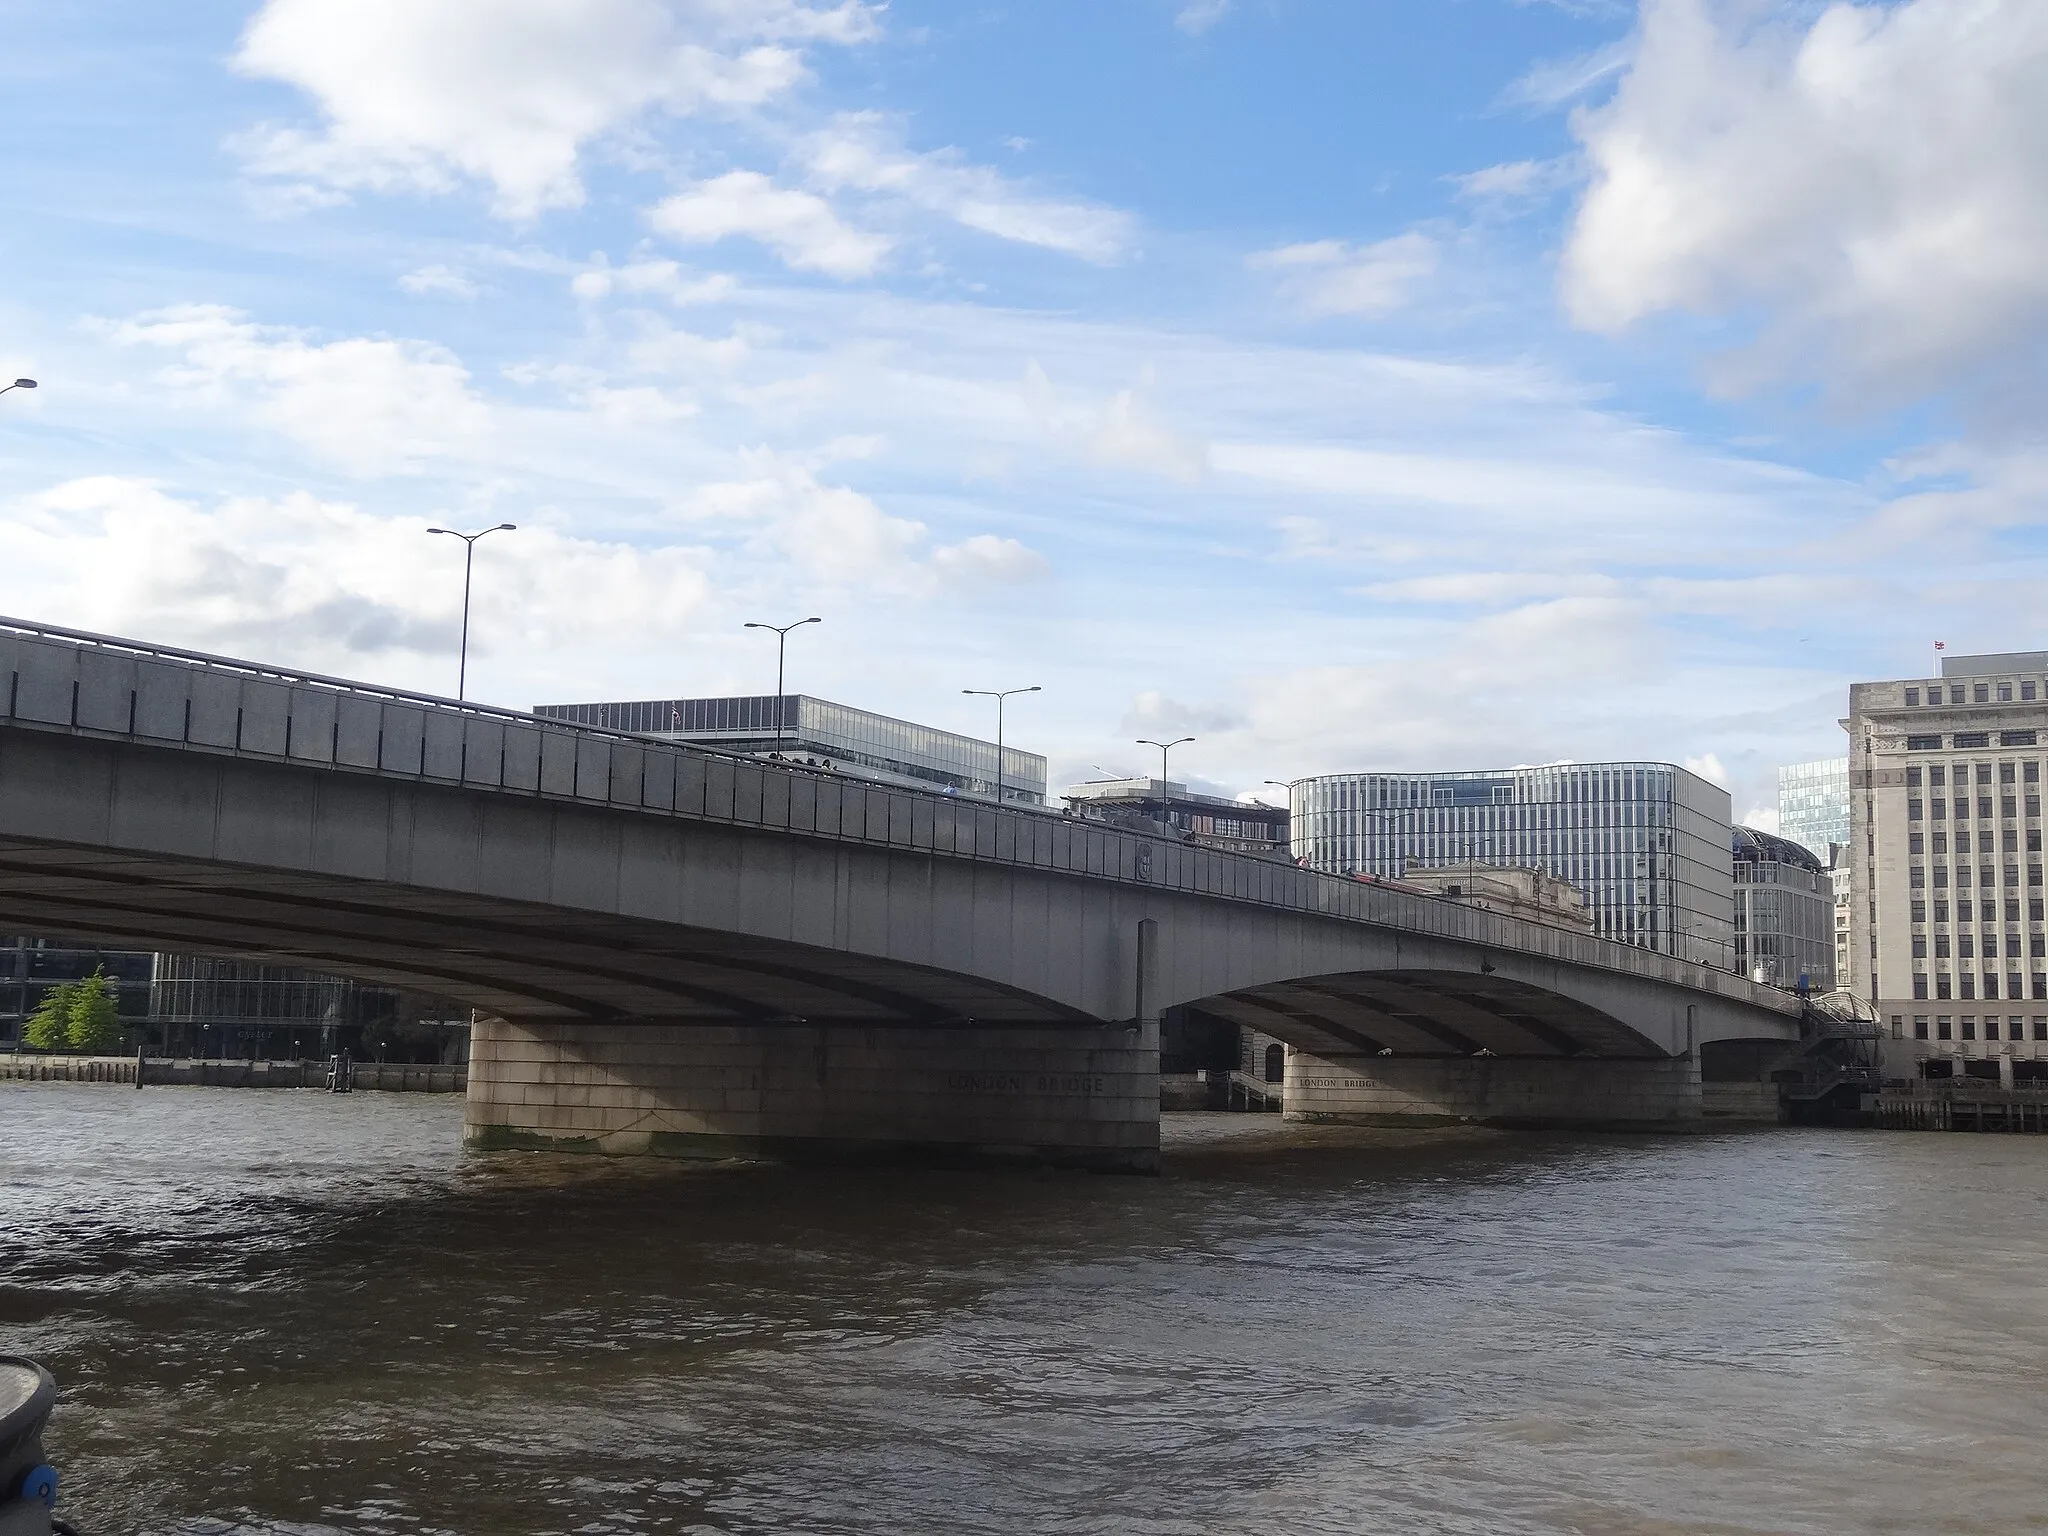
[1848,651,2048,1084]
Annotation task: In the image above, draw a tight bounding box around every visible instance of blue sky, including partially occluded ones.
[2,0,2045,824]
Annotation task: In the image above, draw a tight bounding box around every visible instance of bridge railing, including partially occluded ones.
[0,615,1795,1015]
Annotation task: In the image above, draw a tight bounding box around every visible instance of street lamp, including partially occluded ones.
[425,523,517,701]
[1136,736,1194,830]
[962,685,1039,805]
[0,379,35,397]
[743,617,821,751]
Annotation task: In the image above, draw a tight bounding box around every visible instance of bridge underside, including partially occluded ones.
[0,837,1093,1028]
[1192,970,1667,1061]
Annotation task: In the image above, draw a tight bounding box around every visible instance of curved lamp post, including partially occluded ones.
[744,617,821,751]
[426,522,516,700]
[963,685,1039,804]
[1136,736,1194,830]
[0,379,36,398]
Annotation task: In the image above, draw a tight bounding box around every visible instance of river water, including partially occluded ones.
[3,1085,2045,1535]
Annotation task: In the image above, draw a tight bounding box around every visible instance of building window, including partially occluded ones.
[1914,976,1930,1000]
[1909,834,1925,855]
[1912,867,1927,889]
[1908,767,1924,787]
[1955,732,1990,749]
[1935,831,1950,854]
[1957,935,1971,959]
[1914,1015,1930,1039]
[1986,976,2000,1000]
[1988,1016,2002,1038]
[1933,867,1948,888]
[1906,688,1921,705]
[1962,976,1977,999]
[1975,685,1991,703]
[1962,1015,1978,1037]
[1908,735,1942,751]
[2000,683,2014,702]
[1952,687,1968,704]
[2036,1017,2047,1039]
[2027,683,2040,701]
[2030,797,2043,817]
[1912,900,1928,922]
[2006,799,2020,820]
[2011,976,2025,1002]
[1913,935,1928,958]
[1908,799,1924,822]
[1938,1015,1953,1038]
[1935,900,1950,921]
[2004,763,2020,784]
[1932,767,1947,786]
[2028,762,2041,783]
[2034,900,2045,921]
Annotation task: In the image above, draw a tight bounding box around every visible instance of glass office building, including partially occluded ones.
[1290,761,1736,967]
[533,694,1047,806]
[1732,826,1835,991]
[1778,757,1850,863]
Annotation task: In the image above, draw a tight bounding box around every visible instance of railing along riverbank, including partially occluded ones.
[0,1053,465,1092]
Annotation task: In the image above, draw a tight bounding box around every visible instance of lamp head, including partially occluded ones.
[495,522,516,531]
[426,527,453,536]
[11,379,34,390]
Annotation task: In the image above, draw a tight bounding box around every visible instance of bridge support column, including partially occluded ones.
[1283,1051,1703,1130]
[464,1015,1160,1172]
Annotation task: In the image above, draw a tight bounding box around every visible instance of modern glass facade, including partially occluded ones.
[1732,827,1835,992]
[1777,757,1850,863]
[0,938,152,1046]
[1290,761,1735,967]
[533,694,1047,805]
[147,955,410,1058]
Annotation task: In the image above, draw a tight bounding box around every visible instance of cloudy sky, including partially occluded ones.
[2,0,2043,824]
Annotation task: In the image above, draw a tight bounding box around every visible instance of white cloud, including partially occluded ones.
[679,452,1047,590]
[1023,361,1208,482]
[800,113,1134,262]
[1249,232,1438,316]
[930,533,1050,585]
[1741,805,1782,834]
[1685,751,1731,789]
[99,304,489,476]
[398,264,481,299]
[1176,0,1232,36]
[1498,39,1631,109]
[232,0,881,218]
[0,476,716,690]
[1089,389,1208,482]
[650,170,891,277]
[1450,158,1574,202]
[1562,0,2048,403]
[570,257,736,304]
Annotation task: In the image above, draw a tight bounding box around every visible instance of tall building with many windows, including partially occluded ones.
[533,694,1046,806]
[1777,757,1850,863]
[1289,762,1735,967]
[1731,827,1835,991]
[1849,651,2048,1079]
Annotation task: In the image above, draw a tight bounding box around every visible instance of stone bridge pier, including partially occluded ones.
[465,1016,1163,1171]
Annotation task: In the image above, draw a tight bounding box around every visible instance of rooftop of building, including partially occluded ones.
[1941,650,2048,678]
[1061,778,1284,817]
[1733,825,1826,873]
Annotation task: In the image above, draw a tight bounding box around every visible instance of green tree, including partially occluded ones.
[22,981,76,1051]
[66,968,125,1055]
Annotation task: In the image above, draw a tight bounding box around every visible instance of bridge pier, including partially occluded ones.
[1282,1050,1703,1130]
[463,1015,1161,1173]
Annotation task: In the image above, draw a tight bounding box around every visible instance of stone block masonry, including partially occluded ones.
[465,1016,1161,1173]
[1284,1050,1704,1130]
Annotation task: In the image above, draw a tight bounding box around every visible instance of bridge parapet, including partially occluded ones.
[0,615,1794,1023]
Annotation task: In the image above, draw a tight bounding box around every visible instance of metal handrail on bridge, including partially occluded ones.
[0,613,1798,1017]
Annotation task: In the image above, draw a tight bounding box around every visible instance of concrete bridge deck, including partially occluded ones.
[0,617,1801,1168]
